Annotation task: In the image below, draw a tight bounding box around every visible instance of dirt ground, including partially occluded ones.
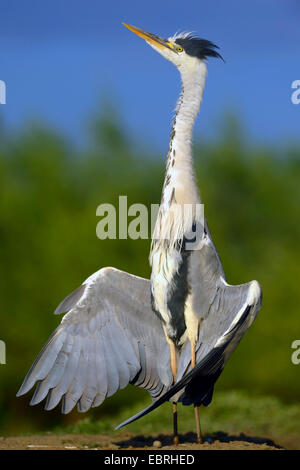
[0,431,286,450]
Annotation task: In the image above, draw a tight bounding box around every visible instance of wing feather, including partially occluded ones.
[17,267,171,413]
[176,225,262,383]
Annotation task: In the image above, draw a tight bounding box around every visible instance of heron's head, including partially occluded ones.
[123,24,223,73]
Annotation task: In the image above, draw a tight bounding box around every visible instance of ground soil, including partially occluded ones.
[0,431,288,450]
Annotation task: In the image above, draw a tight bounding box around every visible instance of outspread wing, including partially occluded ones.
[177,223,262,384]
[17,267,172,413]
[116,224,262,429]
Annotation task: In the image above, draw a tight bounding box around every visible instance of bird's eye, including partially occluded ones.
[176,45,183,52]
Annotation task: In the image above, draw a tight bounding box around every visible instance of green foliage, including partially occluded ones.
[0,111,299,435]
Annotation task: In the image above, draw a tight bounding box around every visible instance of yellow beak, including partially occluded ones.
[123,23,174,52]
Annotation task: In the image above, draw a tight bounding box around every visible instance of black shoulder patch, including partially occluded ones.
[166,244,191,346]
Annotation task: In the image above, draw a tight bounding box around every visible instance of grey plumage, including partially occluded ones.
[17,268,173,411]
[54,284,86,315]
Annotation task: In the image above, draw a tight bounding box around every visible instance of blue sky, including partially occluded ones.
[0,0,299,151]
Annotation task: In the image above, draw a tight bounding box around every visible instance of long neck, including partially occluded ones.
[163,61,207,207]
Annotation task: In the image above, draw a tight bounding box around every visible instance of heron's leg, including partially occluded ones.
[169,341,179,446]
[191,341,203,444]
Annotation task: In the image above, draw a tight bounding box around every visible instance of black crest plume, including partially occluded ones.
[175,37,224,62]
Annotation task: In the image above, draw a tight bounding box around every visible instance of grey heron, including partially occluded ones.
[17,24,262,445]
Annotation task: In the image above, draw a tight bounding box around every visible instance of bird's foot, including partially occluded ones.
[173,436,179,446]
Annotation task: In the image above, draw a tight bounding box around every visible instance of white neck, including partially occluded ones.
[175,63,207,158]
[151,61,207,253]
[163,61,207,206]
